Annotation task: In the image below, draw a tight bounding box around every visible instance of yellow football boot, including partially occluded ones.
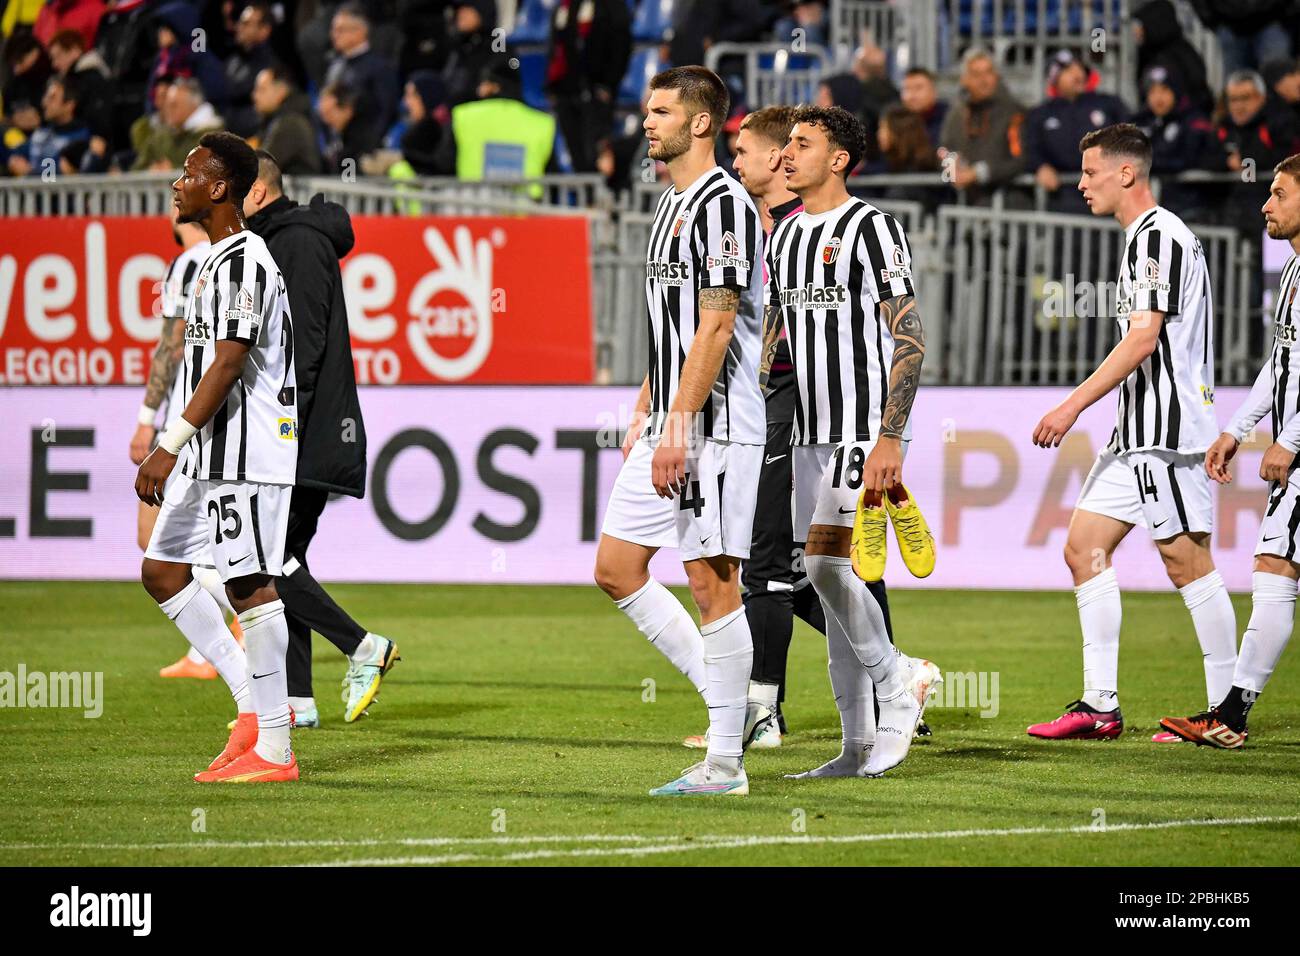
[850,489,889,582]
[884,484,935,578]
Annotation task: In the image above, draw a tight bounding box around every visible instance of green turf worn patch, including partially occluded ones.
[0,582,1296,866]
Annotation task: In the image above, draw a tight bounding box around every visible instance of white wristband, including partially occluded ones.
[158,417,198,456]
[137,404,159,427]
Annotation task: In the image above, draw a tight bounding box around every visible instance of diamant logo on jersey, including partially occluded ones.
[276,417,298,440]
[780,284,849,309]
[822,237,841,264]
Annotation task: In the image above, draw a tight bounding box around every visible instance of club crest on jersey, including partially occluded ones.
[822,237,841,264]
[276,418,298,440]
[672,212,688,237]
[879,246,911,284]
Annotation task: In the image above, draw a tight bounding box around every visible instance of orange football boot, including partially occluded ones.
[195,749,299,783]
[228,614,244,647]
[207,712,258,771]
[159,654,218,679]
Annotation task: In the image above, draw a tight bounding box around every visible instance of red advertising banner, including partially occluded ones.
[0,215,594,385]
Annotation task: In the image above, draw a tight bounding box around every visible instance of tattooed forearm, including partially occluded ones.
[698,286,740,312]
[879,293,925,439]
[143,315,186,411]
[758,303,783,390]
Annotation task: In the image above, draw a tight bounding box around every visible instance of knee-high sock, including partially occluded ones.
[824,608,874,747]
[192,564,234,618]
[615,578,706,695]
[1178,570,1238,707]
[239,600,292,765]
[700,606,753,767]
[1234,572,1297,694]
[805,555,902,699]
[277,555,365,656]
[1076,567,1121,711]
[158,579,249,712]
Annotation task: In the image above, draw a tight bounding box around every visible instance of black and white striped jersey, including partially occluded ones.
[160,241,209,429]
[1107,205,1218,455]
[643,166,765,445]
[1226,254,1300,450]
[177,229,298,485]
[764,196,914,446]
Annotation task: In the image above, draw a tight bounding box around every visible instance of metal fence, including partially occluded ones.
[703,42,833,110]
[0,172,1264,388]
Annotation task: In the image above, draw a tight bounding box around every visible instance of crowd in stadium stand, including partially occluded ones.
[2,0,1300,235]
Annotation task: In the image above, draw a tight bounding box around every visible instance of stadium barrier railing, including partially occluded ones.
[0,170,1261,387]
[703,42,834,112]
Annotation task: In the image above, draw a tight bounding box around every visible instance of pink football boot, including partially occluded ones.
[1027,700,1123,740]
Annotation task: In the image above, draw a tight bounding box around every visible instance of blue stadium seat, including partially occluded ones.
[619,46,664,108]
[509,0,557,45]
[956,0,1121,37]
[632,0,674,44]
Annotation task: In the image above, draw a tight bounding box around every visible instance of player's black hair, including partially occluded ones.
[791,105,868,178]
[197,130,259,204]
[1079,122,1152,179]
[648,65,730,139]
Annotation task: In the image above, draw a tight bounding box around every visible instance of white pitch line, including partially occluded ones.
[0,834,679,852]
[304,815,1300,867]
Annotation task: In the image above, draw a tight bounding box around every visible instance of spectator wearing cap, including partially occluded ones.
[939,47,1027,207]
[324,3,400,139]
[1189,0,1293,75]
[900,67,947,154]
[545,0,631,174]
[442,0,500,107]
[393,70,446,177]
[7,73,96,176]
[252,65,320,176]
[436,55,555,188]
[1134,0,1214,115]
[47,28,113,140]
[224,1,280,138]
[1263,57,1300,126]
[1023,51,1128,214]
[147,2,229,113]
[132,76,223,171]
[1133,65,1215,220]
[318,81,382,176]
[32,0,104,51]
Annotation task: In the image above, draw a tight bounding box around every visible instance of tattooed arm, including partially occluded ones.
[130,315,186,464]
[650,285,740,498]
[862,292,925,492]
[757,302,784,392]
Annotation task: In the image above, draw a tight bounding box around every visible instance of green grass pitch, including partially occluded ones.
[0,580,1297,866]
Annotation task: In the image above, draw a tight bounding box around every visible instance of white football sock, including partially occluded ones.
[1234,572,1297,693]
[1179,570,1238,707]
[185,645,207,664]
[158,579,249,712]
[824,608,875,749]
[700,606,753,771]
[192,564,235,617]
[239,600,292,765]
[1076,567,1121,711]
[614,578,707,695]
[805,555,902,699]
[748,680,779,711]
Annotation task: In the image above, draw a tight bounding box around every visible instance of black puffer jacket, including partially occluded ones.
[247,194,367,498]
[1136,0,1214,115]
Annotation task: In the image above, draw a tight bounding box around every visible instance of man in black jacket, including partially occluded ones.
[243,150,399,727]
[544,0,631,173]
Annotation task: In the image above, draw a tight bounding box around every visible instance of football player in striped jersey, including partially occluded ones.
[1030,124,1237,742]
[1161,154,1300,747]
